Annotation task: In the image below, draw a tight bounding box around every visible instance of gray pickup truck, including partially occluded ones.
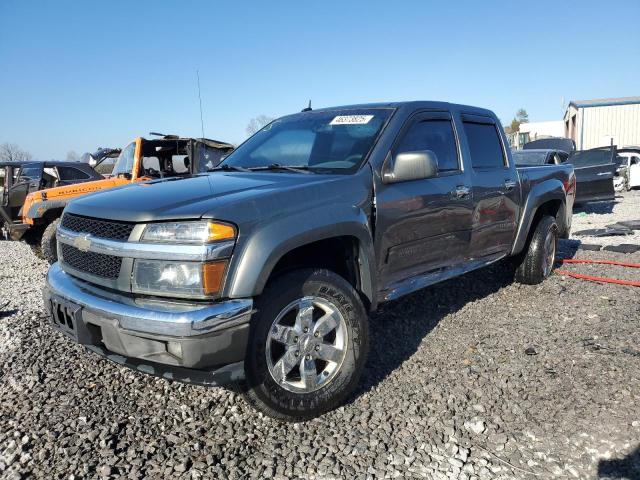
[44,102,575,421]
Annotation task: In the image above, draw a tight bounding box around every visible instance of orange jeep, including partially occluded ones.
[20,135,233,263]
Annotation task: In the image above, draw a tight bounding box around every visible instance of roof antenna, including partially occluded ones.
[302,100,312,112]
[197,69,205,138]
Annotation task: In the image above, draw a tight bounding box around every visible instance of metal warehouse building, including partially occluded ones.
[564,96,640,150]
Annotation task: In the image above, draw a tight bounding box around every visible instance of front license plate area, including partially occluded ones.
[50,297,82,341]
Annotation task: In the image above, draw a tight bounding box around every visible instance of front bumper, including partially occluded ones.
[43,263,253,385]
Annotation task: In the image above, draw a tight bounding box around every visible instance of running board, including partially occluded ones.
[378,253,506,302]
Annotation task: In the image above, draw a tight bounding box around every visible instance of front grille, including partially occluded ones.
[61,213,134,241]
[60,244,122,279]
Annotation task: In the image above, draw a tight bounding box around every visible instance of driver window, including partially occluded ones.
[142,156,161,173]
[17,166,41,184]
[396,119,460,172]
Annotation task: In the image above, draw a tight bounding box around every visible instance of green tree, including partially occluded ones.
[509,108,529,133]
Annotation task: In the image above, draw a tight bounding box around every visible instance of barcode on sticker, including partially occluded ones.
[329,115,374,125]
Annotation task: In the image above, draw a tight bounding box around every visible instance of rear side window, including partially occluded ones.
[57,166,90,180]
[463,122,506,169]
[396,119,459,172]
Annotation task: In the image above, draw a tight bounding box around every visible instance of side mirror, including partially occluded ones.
[383,150,438,184]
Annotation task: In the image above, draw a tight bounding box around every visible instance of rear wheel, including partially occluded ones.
[243,268,369,422]
[41,219,59,264]
[515,215,558,285]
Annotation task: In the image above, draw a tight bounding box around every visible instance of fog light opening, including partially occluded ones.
[167,341,183,359]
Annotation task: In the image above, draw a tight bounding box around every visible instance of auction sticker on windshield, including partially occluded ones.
[330,115,374,125]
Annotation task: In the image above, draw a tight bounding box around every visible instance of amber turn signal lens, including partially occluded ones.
[202,261,228,295]
[208,222,236,242]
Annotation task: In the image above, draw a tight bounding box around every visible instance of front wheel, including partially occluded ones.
[243,268,369,422]
[41,219,60,264]
[514,215,558,285]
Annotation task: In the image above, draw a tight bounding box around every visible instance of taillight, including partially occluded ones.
[563,175,577,194]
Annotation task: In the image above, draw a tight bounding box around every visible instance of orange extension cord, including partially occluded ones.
[554,258,640,287]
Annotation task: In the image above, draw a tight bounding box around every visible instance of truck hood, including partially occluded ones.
[65,172,365,223]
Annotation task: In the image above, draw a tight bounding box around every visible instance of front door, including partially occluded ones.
[375,111,474,289]
[460,114,520,259]
[8,163,43,218]
[569,147,615,203]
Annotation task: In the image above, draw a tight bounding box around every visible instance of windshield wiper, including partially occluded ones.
[210,164,251,173]
[249,163,313,174]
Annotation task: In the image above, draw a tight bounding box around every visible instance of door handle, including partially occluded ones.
[504,180,517,191]
[453,185,470,199]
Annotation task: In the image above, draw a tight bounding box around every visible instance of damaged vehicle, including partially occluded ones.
[44,102,575,421]
[511,149,568,167]
[1,160,102,241]
[616,147,640,191]
[17,135,234,263]
[565,145,617,203]
[87,147,122,177]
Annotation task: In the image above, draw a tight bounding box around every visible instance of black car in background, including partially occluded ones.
[511,149,568,167]
[1,160,102,240]
[521,138,615,204]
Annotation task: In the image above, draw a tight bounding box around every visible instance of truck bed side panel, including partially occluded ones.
[511,164,574,255]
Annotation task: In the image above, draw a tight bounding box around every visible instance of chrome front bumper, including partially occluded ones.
[43,263,253,377]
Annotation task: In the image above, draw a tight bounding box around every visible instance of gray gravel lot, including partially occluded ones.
[572,189,640,246]
[1,212,639,479]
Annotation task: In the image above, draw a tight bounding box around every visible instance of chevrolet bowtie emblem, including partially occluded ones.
[73,235,92,252]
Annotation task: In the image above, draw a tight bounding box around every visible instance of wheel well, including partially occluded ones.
[531,199,564,237]
[269,236,362,295]
[42,208,63,224]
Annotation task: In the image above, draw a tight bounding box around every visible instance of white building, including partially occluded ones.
[564,96,640,150]
[510,120,564,149]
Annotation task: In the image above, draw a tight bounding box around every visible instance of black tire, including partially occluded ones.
[30,244,44,259]
[515,215,559,285]
[243,268,369,422]
[41,219,59,264]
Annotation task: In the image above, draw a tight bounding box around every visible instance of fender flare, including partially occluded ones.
[224,203,376,306]
[25,199,68,221]
[511,179,567,256]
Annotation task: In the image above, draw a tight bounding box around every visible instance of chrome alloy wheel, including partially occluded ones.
[542,226,557,277]
[265,296,348,393]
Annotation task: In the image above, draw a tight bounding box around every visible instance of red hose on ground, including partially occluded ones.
[554,258,640,287]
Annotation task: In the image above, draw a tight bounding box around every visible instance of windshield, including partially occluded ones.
[511,150,548,166]
[220,109,393,173]
[112,142,136,176]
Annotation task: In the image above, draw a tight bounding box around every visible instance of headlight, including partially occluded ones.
[132,260,228,298]
[142,220,235,244]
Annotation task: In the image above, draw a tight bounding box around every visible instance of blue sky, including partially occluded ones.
[1,0,639,160]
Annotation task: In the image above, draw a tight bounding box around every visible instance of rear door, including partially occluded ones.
[460,114,520,259]
[375,110,474,288]
[567,147,615,203]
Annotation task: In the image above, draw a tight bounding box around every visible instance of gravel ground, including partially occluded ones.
[571,189,640,247]
[1,227,639,479]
